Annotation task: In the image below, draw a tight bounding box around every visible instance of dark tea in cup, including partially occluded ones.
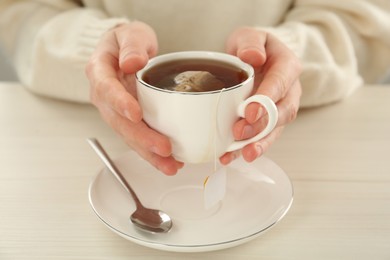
[142,59,248,92]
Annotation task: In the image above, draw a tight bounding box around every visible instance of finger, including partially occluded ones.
[116,22,158,74]
[219,150,241,165]
[255,34,302,102]
[127,131,185,176]
[97,106,184,175]
[241,126,285,162]
[244,34,302,123]
[226,27,267,67]
[100,105,172,157]
[89,60,142,123]
[234,79,301,140]
[129,131,184,176]
[86,31,143,123]
[244,102,264,124]
[274,79,302,126]
[127,122,172,158]
[232,116,269,141]
[136,150,184,176]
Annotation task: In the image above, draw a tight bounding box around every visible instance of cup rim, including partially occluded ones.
[135,51,255,95]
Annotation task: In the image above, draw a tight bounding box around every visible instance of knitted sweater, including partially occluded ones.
[0,0,389,106]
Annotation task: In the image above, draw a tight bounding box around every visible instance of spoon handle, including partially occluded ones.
[87,138,143,207]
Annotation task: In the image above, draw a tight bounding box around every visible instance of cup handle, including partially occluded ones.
[226,95,278,152]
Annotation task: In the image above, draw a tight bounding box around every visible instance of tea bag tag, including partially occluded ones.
[203,167,227,209]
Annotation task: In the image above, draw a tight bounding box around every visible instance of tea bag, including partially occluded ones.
[173,71,225,92]
[203,167,227,209]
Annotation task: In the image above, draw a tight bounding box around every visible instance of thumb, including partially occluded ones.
[119,50,149,74]
[226,27,267,67]
[116,22,158,74]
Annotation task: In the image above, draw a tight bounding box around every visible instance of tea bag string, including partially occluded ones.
[213,88,226,172]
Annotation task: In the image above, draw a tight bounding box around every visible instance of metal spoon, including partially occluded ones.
[87,138,173,233]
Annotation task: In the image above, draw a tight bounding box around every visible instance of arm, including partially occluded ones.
[261,0,390,107]
[0,0,128,102]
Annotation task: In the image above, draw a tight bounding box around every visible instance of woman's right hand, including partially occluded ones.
[85,21,184,175]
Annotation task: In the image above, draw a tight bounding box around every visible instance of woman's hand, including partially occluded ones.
[86,21,184,175]
[222,27,302,164]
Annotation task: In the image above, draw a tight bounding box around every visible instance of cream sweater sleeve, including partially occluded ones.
[0,0,128,102]
[260,0,390,107]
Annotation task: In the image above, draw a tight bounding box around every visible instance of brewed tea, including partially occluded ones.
[142,59,248,92]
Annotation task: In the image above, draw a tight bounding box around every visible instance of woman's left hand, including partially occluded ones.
[221,27,302,164]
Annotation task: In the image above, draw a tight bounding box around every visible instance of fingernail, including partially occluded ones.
[151,146,172,157]
[241,125,253,139]
[255,142,263,156]
[124,109,134,122]
[223,153,236,165]
[120,51,137,63]
[254,107,264,122]
[177,161,185,169]
[119,53,128,64]
[151,146,160,155]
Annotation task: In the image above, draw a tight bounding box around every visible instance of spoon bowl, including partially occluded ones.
[131,207,172,233]
[87,138,173,233]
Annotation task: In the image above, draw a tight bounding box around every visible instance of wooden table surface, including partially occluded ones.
[1,82,389,259]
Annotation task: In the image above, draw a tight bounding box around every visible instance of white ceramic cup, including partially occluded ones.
[136,51,278,164]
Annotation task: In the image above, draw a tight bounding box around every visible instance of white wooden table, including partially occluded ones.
[1,82,389,259]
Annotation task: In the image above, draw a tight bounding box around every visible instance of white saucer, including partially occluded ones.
[88,151,293,252]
